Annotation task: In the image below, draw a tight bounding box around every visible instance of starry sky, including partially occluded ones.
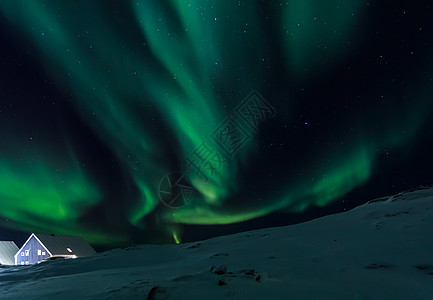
[1,0,432,249]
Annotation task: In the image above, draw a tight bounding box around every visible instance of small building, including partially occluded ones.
[0,241,19,265]
[15,233,96,265]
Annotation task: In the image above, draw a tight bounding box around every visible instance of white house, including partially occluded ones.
[0,241,19,265]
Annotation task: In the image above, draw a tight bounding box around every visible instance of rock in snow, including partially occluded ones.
[1,186,433,299]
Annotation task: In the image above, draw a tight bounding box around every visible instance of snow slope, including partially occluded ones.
[1,186,432,299]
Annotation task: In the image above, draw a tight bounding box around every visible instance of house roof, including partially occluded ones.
[34,233,96,257]
[0,241,19,265]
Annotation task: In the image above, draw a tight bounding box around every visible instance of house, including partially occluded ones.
[0,241,19,265]
[15,233,96,265]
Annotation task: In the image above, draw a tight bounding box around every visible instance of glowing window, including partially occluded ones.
[42,252,46,255]
[25,250,29,256]
[38,250,42,255]
[21,262,24,265]
[21,252,24,256]
[66,248,72,253]
[25,261,29,265]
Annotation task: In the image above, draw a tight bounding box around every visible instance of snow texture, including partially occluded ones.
[1,186,432,299]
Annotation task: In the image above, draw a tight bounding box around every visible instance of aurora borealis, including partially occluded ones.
[1,1,432,247]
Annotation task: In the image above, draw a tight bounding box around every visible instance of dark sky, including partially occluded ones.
[1,0,432,249]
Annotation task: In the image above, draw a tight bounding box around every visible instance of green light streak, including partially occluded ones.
[0,160,98,221]
[0,156,123,244]
[172,231,181,244]
[0,0,432,243]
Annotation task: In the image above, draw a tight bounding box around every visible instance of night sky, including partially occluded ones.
[1,0,433,249]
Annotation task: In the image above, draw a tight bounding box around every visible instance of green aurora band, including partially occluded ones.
[0,0,432,244]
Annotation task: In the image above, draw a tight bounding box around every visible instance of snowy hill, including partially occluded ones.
[1,186,432,299]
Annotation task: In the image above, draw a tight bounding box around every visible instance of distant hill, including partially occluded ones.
[1,185,432,299]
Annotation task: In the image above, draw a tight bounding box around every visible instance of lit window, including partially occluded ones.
[21,252,24,256]
[42,252,46,255]
[25,250,29,256]
[25,261,29,265]
[66,248,72,253]
[21,262,24,265]
[38,250,42,255]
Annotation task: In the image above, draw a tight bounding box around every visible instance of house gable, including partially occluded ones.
[15,233,51,265]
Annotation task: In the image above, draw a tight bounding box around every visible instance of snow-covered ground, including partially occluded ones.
[1,186,432,299]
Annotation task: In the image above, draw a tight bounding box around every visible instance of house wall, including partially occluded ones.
[16,236,50,265]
